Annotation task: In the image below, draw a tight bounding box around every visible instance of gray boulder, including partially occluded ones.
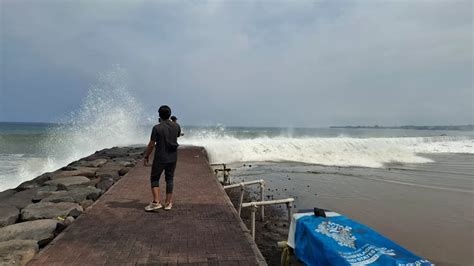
[128,151,144,160]
[57,178,99,191]
[0,219,58,243]
[32,186,59,202]
[15,180,40,191]
[74,186,102,201]
[96,171,120,182]
[40,191,75,203]
[21,202,83,221]
[119,167,131,176]
[16,172,53,191]
[82,159,108,168]
[115,160,135,167]
[0,205,19,227]
[45,176,91,188]
[80,199,94,209]
[41,186,101,203]
[0,189,16,201]
[100,161,124,171]
[52,167,97,179]
[0,240,38,266]
[62,216,75,227]
[60,165,77,171]
[0,189,37,209]
[37,185,57,193]
[96,177,115,192]
[99,147,129,158]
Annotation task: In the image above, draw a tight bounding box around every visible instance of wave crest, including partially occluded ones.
[182,135,474,168]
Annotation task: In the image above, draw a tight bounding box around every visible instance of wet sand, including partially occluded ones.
[229,153,474,265]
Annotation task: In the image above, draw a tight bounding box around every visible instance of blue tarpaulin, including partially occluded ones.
[294,215,433,266]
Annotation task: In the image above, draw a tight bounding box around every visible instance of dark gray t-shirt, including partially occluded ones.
[150,120,179,163]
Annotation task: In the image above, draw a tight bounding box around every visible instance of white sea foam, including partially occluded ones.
[0,154,51,191]
[182,135,474,168]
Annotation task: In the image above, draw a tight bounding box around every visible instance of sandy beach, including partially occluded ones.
[230,153,474,265]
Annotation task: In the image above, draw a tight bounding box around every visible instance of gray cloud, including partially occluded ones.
[1,0,472,126]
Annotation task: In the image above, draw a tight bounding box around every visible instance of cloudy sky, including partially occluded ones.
[1,0,472,127]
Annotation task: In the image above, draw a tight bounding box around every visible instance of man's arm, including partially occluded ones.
[144,140,155,166]
[177,124,183,137]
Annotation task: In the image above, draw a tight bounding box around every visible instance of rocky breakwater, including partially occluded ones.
[0,146,144,265]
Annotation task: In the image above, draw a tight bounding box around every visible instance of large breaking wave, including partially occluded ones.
[183,135,474,168]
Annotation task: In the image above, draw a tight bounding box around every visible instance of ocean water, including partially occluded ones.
[1,69,473,191]
[1,121,473,192]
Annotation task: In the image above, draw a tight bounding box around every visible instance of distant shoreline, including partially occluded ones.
[330,125,474,131]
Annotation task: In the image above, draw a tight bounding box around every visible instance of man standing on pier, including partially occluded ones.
[144,105,179,211]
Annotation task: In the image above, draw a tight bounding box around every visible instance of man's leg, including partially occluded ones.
[151,187,160,203]
[150,163,165,203]
[164,162,176,205]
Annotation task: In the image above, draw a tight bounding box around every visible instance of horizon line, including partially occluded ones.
[1,121,473,129]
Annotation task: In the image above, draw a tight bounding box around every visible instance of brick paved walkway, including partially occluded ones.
[29,147,266,265]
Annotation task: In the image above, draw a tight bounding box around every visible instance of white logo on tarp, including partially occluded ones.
[341,246,432,266]
[316,221,357,248]
[398,260,433,266]
[339,244,396,265]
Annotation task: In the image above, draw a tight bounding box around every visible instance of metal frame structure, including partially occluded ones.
[224,179,265,219]
[211,163,232,184]
[241,198,295,240]
[218,167,295,241]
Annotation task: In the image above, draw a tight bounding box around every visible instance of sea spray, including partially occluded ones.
[8,67,148,190]
[48,67,147,157]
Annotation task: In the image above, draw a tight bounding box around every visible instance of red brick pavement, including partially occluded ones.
[29,147,266,266]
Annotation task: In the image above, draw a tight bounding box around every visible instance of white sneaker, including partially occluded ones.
[164,202,173,211]
[144,202,162,211]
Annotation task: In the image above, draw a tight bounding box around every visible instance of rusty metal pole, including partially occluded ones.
[237,185,245,216]
[224,164,231,185]
[251,205,257,240]
[260,181,265,221]
[287,202,293,225]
